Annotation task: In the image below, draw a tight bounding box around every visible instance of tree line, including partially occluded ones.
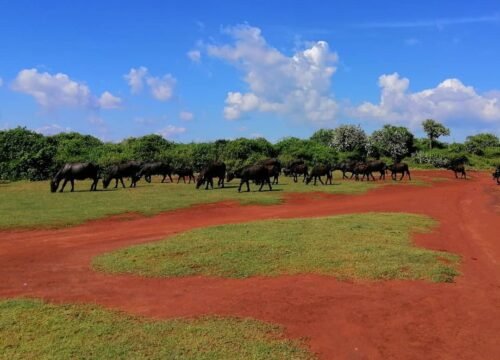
[1,120,498,181]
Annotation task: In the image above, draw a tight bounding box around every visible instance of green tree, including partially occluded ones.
[330,125,367,153]
[0,127,56,180]
[122,134,173,161]
[310,129,335,146]
[464,133,499,155]
[422,119,450,149]
[368,125,415,161]
[49,132,103,164]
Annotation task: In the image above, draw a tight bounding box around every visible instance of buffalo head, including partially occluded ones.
[50,179,59,193]
[195,174,205,189]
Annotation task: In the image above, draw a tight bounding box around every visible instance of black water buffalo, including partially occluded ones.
[306,164,333,185]
[352,162,369,181]
[237,165,273,192]
[387,163,411,181]
[447,163,467,179]
[50,162,99,193]
[283,159,303,177]
[333,160,358,179]
[174,167,195,183]
[226,166,247,183]
[137,162,173,183]
[103,161,142,189]
[365,160,387,181]
[196,162,226,189]
[493,166,500,184]
[290,163,308,183]
[259,158,282,184]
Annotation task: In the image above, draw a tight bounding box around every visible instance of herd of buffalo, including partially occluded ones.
[49,158,499,193]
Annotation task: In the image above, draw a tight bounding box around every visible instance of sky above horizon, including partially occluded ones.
[0,0,499,143]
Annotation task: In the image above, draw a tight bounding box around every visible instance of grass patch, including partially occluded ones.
[0,299,314,360]
[94,213,460,283]
[0,174,381,229]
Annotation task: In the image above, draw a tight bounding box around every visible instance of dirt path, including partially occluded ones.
[1,171,499,359]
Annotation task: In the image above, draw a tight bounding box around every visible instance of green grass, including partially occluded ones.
[93,213,460,283]
[0,173,382,229]
[0,299,314,360]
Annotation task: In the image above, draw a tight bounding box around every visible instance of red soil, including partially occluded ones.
[1,171,499,359]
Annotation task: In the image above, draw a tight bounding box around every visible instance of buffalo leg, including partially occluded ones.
[246,180,251,192]
[238,179,244,192]
[319,177,324,185]
[267,178,272,191]
[407,170,411,180]
[258,180,264,191]
[59,179,68,192]
[399,172,404,181]
[120,178,126,188]
[161,175,166,183]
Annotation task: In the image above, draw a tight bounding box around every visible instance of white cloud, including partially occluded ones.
[124,66,148,93]
[11,68,121,110]
[156,125,186,139]
[98,91,122,109]
[349,73,500,128]
[146,74,176,101]
[179,111,194,121]
[36,124,71,135]
[206,24,339,124]
[124,67,176,101]
[187,50,201,62]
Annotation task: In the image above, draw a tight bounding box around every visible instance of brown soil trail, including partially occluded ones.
[1,171,499,359]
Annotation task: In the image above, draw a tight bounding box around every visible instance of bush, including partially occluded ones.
[0,127,57,181]
[464,133,499,155]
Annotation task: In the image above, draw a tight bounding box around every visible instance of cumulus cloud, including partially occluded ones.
[179,111,194,121]
[124,67,176,101]
[156,125,186,139]
[187,50,201,62]
[206,24,339,124]
[146,74,176,101]
[36,124,71,135]
[98,91,122,109]
[124,66,148,93]
[11,69,121,110]
[349,73,500,128]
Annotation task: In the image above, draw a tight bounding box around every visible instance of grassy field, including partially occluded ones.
[0,174,384,229]
[0,299,313,360]
[94,213,460,283]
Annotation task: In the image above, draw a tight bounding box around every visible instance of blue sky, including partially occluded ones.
[0,0,499,142]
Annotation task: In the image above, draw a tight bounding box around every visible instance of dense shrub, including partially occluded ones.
[367,125,415,161]
[0,125,497,181]
[0,127,57,180]
[464,133,499,155]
